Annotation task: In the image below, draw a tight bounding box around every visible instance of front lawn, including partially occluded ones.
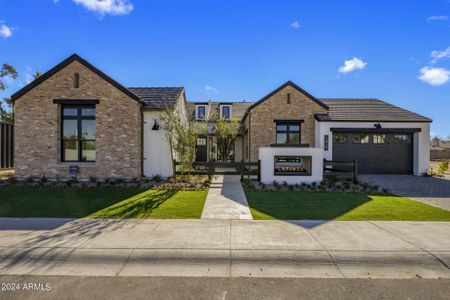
[246,191,450,221]
[0,187,208,219]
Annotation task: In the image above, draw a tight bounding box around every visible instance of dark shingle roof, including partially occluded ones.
[128,87,184,109]
[317,98,432,122]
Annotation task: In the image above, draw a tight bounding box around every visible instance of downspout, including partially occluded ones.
[248,112,251,179]
[140,108,144,178]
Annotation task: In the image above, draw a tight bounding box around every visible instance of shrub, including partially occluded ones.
[89,176,97,183]
[151,174,162,182]
[439,159,449,173]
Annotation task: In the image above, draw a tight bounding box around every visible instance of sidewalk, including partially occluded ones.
[201,175,252,219]
[0,218,449,278]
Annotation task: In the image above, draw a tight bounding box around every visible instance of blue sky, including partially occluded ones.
[1,0,449,137]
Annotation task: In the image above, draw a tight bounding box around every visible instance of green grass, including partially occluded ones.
[0,187,208,219]
[246,191,450,221]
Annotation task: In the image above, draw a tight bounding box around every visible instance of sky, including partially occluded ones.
[1,0,449,137]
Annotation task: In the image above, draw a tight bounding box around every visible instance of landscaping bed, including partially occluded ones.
[0,186,208,219]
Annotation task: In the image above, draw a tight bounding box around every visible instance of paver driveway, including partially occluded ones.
[359,175,450,211]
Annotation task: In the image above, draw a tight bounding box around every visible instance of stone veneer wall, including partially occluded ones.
[247,85,328,161]
[14,60,142,179]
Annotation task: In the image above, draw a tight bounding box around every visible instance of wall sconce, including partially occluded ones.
[152,119,160,130]
[374,122,382,129]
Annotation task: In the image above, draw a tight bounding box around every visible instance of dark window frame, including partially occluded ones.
[196,106,206,120]
[275,121,301,144]
[61,105,96,162]
[221,105,231,119]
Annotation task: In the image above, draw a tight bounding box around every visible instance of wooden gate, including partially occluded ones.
[0,122,14,169]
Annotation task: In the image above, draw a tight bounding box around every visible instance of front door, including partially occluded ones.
[195,137,207,162]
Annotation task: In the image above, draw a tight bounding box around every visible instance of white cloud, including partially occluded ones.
[418,66,450,86]
[0,23,12,38]
[338,57,367,74]
[205,85,218,93]
[430,46,450,64]
[73,0,134,16]
[427,15,448,22]
[290,21,300,29]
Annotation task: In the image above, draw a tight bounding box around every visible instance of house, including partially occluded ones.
[11,54,431,181]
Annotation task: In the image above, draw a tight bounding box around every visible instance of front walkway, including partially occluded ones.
[359,175,450,211]
[201,175,253,220]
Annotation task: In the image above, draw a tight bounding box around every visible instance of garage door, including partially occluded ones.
[332,132,413,174]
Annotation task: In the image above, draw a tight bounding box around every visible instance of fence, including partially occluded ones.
[323,159,358,183]
[0,122,14,169]
[431,149,450,160]
[174,160,260,181]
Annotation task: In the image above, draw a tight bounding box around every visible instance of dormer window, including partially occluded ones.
[195,105,206,120]
[220,105,231,119]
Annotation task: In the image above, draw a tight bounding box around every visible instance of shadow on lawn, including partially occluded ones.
[89,188,178,219]
[246,192,373,225]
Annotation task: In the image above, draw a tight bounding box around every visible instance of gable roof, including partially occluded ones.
[129,87,184,110]
[242,81,329,120]
[10,54,143,103]
[316,98,432,122]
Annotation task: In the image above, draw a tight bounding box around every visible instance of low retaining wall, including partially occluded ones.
[259,147,324,184]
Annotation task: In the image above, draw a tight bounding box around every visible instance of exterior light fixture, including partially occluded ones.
[152,119,160,130]
[374,122,382,129]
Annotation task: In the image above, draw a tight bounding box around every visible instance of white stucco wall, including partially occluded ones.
[143,111,173,178]
[315,121,430,175]
[259,147,324,184]
[143,92,188,178]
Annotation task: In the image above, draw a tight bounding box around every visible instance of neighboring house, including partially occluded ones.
[430,137,450,160]
[10,54,431,180]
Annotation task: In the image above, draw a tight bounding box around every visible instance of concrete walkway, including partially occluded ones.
[201,175,253,220]
[359,175,450,211]
[0,218,449,278]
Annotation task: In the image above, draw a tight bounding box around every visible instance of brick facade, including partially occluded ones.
[14,60,142,179]
[245,84,328,161]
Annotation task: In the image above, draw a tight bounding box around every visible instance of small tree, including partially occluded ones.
[0,64,18,123]
[162,108,197,182]
[208,110,241,162]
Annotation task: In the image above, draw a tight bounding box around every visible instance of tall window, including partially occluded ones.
[196,106,206,120]
[276,122,300,144]
[62,106,96,162]
[221,106,230,119]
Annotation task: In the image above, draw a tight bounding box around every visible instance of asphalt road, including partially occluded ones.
[0,275,449,300]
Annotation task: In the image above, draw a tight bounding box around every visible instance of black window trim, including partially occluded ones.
[196,105,206,120]
[275,120,302,145]
[61,104,96,162]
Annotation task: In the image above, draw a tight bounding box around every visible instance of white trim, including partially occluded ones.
[195,105,207,120]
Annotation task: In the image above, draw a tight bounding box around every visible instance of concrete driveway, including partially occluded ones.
[359,175,450,211]
[0,218,449,279]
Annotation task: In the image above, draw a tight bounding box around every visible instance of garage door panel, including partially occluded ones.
[332,132,413,174]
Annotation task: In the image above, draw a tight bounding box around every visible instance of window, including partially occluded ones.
[324,135,329,150]
[221,105,231,119]
[62,106,96,162]
[276,122,300,144]
[287,93,291,104]
[373,134,389,144]
[196,137,207,146]
[73,73,80,88]
[394,134,411,144]
[196,106,206,120]
[333,133,348,144]
[353,134,369,144]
